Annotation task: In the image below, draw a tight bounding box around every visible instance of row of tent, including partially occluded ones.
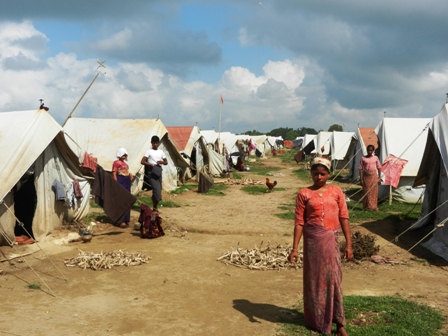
[298,104,448,260]
[0,109,282,246]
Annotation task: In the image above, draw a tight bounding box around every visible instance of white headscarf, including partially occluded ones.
[116,148,128,158]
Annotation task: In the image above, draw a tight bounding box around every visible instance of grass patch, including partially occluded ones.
[241,186,287,195]
[275,202,296,220]
[293,168,312,183]
[232,172,243,180]
[89,200,101,208]
[277,295,444,335]
[135,195,181,208]
[201,184,229,196]
[349,201,422,223]
[169,184,198,194]
[27,283,41,290]
[246,160,281,176]
[279,148,298,163]
[82,212,107,225]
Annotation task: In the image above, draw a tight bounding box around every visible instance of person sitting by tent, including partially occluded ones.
[358,145,382,211]
[234,156,246,171]
[112,148,134,228]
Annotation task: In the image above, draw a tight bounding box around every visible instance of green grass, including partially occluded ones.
[82,212,107,225]
[169,184,198,194]
[241,185,287,195]
[89,200,101,208]
[277,295,444,336]
[275,202,295,220]
[246,160,281,176]
[27,283,41,290]
[279,148,298,163]
[135,195,181,208]
[349,201,422,224]
[201,184,229,196]
[293,168,313,183]
[232,172,243,180]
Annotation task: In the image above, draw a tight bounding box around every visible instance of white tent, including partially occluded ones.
[302,134,318,154]
[414,104,448,260]
[166,126,210,180]
[0,109,91,245]
[329,131,355,169]
[346,128,379,181]
[64,118,189,193]
[375,117,430,203]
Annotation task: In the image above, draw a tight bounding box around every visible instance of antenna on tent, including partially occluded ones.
[62,60,106,127]
[383,111,386,118]
[446,93,448,103]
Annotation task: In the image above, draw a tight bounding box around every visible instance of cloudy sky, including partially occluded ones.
[1,0,448,134]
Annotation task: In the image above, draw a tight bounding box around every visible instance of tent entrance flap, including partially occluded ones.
[14,174,37,238]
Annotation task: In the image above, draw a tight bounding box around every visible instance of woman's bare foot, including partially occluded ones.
[336,324,348,336]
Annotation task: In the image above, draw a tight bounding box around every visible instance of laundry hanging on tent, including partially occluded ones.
[72,180,83,198]
[82,151,98,173]
[380,154,408,188]
[52,179,65,201]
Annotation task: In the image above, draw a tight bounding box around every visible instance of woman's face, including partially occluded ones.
[311,165,329,188]
[367,147,374,156]
[120,154,128,161]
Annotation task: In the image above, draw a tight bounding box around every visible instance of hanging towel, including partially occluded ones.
[82,151,98,173]
[65,182,75,207]
[52,179,66,201]
[72,180,83,198]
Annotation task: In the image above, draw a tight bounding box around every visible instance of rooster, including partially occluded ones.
[266,177,277,192]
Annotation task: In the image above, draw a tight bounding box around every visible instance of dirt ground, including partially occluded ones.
[1,157,448,336]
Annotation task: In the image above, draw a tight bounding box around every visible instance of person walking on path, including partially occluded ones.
[288,157,353,336]
[140,136,167,212]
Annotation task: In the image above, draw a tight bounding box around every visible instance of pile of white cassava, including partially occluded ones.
[221,178,263,186]
[64,249,150,270]
[218,242,302,270]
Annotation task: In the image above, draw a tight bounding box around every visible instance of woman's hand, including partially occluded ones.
[130,174,134,181]
[344,247,353,261]
[288,250,299,263]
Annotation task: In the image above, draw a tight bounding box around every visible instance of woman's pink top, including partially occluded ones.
[112,160,130,176]
[358,155,381,172]
[295,185,349,230]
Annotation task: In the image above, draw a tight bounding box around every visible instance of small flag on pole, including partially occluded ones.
[220,96,224,104]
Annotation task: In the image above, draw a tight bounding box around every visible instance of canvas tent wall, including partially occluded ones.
[346,128,379,181]
[303,132,332,156]
[0,109,90,245]
[199,130,227,175]
[64,118,188,193]
[166,126,209,179]
[413,104,448,261]
[329,131,355,169]
[375,117,430,203]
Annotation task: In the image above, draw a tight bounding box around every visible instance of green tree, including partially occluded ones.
[242,130,263,136]
[328,124,343,132]
[295,127,318,136]
[267,127,294,139]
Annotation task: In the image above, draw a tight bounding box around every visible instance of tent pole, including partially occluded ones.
[62,60,106,127]
[389,185,392,205]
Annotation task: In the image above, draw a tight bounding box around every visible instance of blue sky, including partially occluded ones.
[1,0,448,134]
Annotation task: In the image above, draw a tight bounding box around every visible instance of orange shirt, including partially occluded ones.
[295,185,349,230]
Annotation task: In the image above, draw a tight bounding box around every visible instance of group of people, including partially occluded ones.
[112,136,167,228]
[111,138,381,334]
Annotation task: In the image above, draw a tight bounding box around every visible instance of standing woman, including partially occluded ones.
[288,157,352,336]
[112,148,134,228]
[358,145,382,211]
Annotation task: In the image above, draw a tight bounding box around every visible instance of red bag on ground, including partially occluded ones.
[138,204,165,239]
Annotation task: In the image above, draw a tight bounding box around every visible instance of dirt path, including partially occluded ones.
[1,157,447,336]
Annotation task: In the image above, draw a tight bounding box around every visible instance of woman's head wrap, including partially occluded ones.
[311,156,331,171]
[116,148,128,158]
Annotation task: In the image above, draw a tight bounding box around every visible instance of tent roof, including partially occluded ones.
[64,118,188,173]
[166,126,197,152]
[375,117,431,176]
[330,131,355,160]
[0,109,61,202]
[359,128,378,150]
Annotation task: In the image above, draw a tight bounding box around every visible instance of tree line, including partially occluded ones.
[242,124,343,140]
